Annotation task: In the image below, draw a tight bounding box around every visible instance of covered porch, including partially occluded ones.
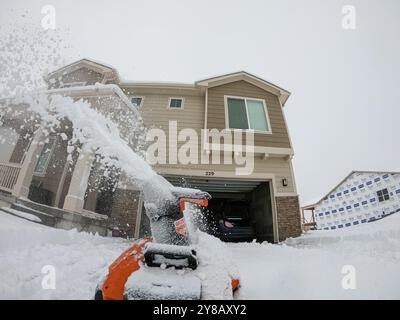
[0,115,141,238]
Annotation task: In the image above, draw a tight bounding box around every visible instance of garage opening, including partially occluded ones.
[163,176,275,243]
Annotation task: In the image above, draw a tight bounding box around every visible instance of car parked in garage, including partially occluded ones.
[211,200,256,242]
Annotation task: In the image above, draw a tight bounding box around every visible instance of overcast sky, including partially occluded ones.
[1,0,399,203]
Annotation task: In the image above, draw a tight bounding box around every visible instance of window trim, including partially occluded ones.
[224,95,272,134]
[33,136,57,176]
[61,81,87,88]
[130,96,145,108]
[167,97,185,110]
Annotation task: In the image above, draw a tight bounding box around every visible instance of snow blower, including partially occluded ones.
[94,188,240,300]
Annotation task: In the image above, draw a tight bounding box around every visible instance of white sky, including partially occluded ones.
[1,0,399,204]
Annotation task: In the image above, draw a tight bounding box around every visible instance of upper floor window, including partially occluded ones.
[131,96,144,108]
[377,188,390,202]
[168,97,184,109]
[225,96,271,133]
[34,136,56,175]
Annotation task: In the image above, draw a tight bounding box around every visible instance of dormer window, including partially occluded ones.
[131,96,144,108]
[168,97,184,109]
[225,96,272,133]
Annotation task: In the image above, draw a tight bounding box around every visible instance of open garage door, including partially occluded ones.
[163,175,274,242]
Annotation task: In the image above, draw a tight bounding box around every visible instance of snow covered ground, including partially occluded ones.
[0,210,399,300]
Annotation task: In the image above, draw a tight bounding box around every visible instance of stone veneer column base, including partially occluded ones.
[275,196,302,242]
[109,189,141,238]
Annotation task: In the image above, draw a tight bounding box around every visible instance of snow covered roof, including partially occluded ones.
[45,83,141,119]
[302,170,400,209]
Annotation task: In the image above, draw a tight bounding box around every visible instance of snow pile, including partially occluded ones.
[0,211,129,299]
[1,208,42,223]
[231,213,400,299]
[1,211,399,299]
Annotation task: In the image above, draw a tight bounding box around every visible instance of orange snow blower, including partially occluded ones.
[95,190,239,300]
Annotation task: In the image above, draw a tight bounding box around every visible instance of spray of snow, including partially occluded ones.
[0,17,238,300]
[0,19,175,214]
[183,203,239,299]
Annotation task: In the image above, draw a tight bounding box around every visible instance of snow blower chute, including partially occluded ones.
[95,189,240,300]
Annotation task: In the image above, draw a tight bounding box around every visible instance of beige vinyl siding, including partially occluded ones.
[50,67,104,88]
[121,86,295,194]
[207,80,291,148]
[123,88,205,133]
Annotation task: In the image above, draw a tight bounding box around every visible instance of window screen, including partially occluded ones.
[246,99,268,131]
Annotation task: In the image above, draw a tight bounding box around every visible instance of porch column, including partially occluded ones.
[12,129,44,198]
[109,173,143,238]
[62,151,94,213]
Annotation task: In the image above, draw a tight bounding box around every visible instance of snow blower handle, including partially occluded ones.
[179,198,209,212]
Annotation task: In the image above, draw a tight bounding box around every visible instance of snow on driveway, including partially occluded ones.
[1,211,399,299]
[0,212,130,299]
[232,214,400,299]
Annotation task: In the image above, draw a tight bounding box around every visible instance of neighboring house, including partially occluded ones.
[0,58,301,242]
[302,171,400,230]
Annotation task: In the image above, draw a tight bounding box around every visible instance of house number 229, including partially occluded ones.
[205,171,215,176]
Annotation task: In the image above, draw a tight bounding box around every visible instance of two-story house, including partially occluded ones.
[0,59,301,242]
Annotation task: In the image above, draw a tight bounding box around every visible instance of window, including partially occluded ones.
[131,96,144,108]
[225,96,271,133]
[377,188,390,202]
[168,97,184,109]
[34,137,56,175]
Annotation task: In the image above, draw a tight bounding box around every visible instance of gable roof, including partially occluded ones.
[195,71,291,106]
[46,60,291,105]
[46,58,120,82]
[302,170,400,210]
